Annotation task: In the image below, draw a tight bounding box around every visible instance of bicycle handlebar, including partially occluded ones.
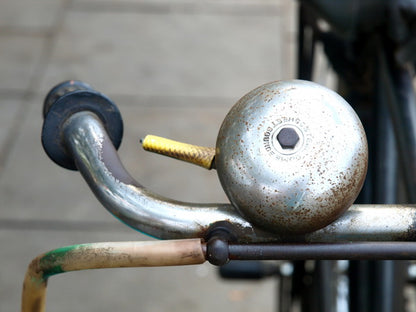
[41,80,416,243]
[62,111,254,240]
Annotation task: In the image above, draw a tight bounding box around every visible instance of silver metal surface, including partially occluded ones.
[215,80,368,234]
[61,112,416,243]
[62,112,255,240]
[306,205,416,242]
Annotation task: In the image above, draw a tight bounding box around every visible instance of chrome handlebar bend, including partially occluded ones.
[42,81,416,244]
[63,112,255,241]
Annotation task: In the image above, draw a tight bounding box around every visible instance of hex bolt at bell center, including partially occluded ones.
[277,127,300,149]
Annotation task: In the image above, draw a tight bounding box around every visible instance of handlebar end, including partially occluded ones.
[41,81,123,170]
[43,80,93,118]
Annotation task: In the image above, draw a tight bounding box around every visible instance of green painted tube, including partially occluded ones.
[22,239,205,312]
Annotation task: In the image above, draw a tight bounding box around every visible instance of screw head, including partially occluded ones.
[277,127,299,149]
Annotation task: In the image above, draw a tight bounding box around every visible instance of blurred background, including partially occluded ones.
[0,0,333,311]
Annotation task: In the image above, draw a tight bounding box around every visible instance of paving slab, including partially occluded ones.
[0,97,23,166]
[73,0,282,4]
[40,10,286,98]
[0,97,112,222]
[70,0,285,16]
[0,35,46,93]
[0,0,65,31]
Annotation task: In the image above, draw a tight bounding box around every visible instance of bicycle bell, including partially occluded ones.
[215,80,368,234]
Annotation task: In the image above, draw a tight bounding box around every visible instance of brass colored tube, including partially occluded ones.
[141,135,216,169]
[22,239,205,312]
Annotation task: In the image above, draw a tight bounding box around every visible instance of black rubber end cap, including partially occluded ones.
[43,80,94,118]
[42,81,123,170]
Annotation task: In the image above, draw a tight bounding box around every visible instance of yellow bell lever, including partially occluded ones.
[141,135,216,170]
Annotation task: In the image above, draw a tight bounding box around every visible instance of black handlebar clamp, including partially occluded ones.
[41,80,123,171]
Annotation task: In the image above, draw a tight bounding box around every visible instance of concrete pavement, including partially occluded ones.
[0,0,305,311]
